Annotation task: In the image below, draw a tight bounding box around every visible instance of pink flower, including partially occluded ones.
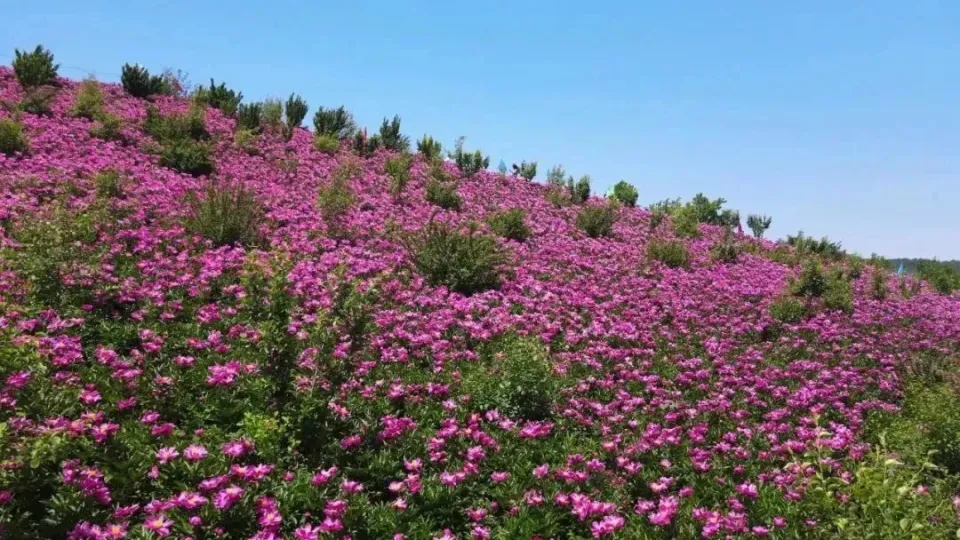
[155,446,179,464]
[183,444,208,461]
[490,471,510,483]
[143,514,173,536]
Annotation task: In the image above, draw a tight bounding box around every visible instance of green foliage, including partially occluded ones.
[261,98,284,133]
[711,229,741,263]
[871,269,888,300]
[157,139,213,176]
[12,45,59,88]
[449,137,489,177]
[915,260,960,295]
[236,102,263,132]
[93,169,123,199]
[648,198,681,230]
[647,238,690,269]
[18,86,57,116]
[687,193,740,228]
[120,63,171,98]
[787,230,845,260]
[416,135,442,162]
[143,106,212,175]
[0,118,28,156]
[672,206,701,238]
[70,78,104,120]
[576,203,617,238]
[791,259,828,297]
[885,384,960,475]
[376,115,410,152]
[461,335,557,420]
[823,270,854,312]
[385,153,412,200]
[404,220,506,295]
[544,187,571,208]
[284,93,309,134]
[313,106,356,139]
[193,78,243,116]
[313,134,340,155]
[746,213,772,239]
[185,181,265,247]
[848,254,865,279]
[769,296,806,323]
[487,208,531,242]
[88,114,124,142]
[425,177,462,211]
[317,160,358,238]
[233,128,259,155]
[569,175,591,204]
[611,180,638,207]
[546,165,568,187]
[351,128,381,157]
[517,160,537,181]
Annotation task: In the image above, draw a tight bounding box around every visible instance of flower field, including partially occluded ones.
[1,57,960,539]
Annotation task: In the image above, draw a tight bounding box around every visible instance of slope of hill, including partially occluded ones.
[1,60,960,539]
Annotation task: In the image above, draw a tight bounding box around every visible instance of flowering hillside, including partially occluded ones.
[1,54,960,540]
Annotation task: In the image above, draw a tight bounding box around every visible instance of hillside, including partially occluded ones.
[1,53,960,539]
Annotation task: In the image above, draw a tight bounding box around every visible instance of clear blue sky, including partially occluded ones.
[3,1,959,258]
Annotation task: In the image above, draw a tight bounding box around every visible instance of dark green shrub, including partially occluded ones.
[143,106,208,142]
[284,93,308,134]
[185,182,265,247]
[385,154,412,200]
[12,45,59,88]
[576,204,617,238]
[787,230,844,260]
[121,64,171,98]
[487,208,531,242]
[18,87,57,116]
[236,102,263,132]
[70,78,104,120]
[647,238,689,269]
[404,220,505,295]
[0,118,28,156]
[672,206,701,238]
[313,106,356,139]
[93,170,123,199]
[193,79,242,116]
[569,175,591,203]
[261,99,284,133]
[158,139,213,176]
[377,115,409,152]
[462,335,556,420]
[351,128,380,157]
[870,269,888,300]
[915,260,959,295]
[769,296,806,323]
[711,229,740,263]
[791,259,828,297]
[611,180,638,207]
[89,114,124,142]
[823,272,853,313]
[417,135,442,162]
[313,134,340,155]
[450,137,489,177]
[425,178,462,211]
[317,160,358,238]
[517,161,537,181]
[747,214,772,239]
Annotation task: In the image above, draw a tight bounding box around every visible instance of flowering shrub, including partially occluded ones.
[0,65,959,539]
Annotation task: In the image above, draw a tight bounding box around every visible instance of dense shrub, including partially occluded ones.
[70,78,105,120]
[404,220,505,295]
[871,269,888,300]
[93,169,123,199]
[120,63,171,98]
[12,45,59,88]
[576,203,617,238]
[569,175,591,204]
[313,106,356,139]
[647,238,690,269]
[769,296,806,323]
[157,139,213,176]
[313,134,340,155]
[823,270,854,312]
[143,106,208,142]
[284,93,309,134]
[385,153,412,200]
[88,114,124,142]
[449,137,489,177]
[462,335,557,420]
[193,79,243,116]
[672,206,701,238]
[487,208,531,242]
[18,86,57,116]
[611,180,638,207]
[791,259,828,297]
[711,230,741,263]
[517,160,537,181]
[317,160,358,238]
[236,102,263,132]
[546,164,568,188]
[185,182,265,247]
[416,135,442,162]
[376,115,409,152]
[351,128,380,157]
[233,128,259,155]
[425,178,462,211]
[746,213,772,239]
[787,230,844,260]
[544,187,571,208]
[261,98,284,132]
[0,118,28,156]
[915,260,959,295]
[847,254,865,279]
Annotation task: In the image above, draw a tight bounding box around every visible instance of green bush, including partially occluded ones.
[93,170,123,199]
[193,79,242,116]
[576,204,617,238]
[143,105,208,143]
[461,335,556,420]
[404,220,505,295]
[449,137,489,177]
[871,269,888,300]
[12,45,59,88]
[746,214,772,239]
[158,139,213,176]
[791,259,828,297]
[120,63,171,98]
[672,206,701,238]
[185,182,265,247]
[915,260,959,295]
[546,164,568,188]
[313,134,340,155]
[261,98,284,133]
[70,78,104,120]
[89,114,124,142]
[847,254,865,279]
[787,230,845,260]
[517,160,537,181]
[385,154,412,200]
[284,93,309,134]
[544,187,571,208]
[769,296,806,323]
[313,106,356,139]
[376,115,409,152]
[425,178,462,211]
[487,208,531,242]
[711,229,740,263]
[0,118,28,156]
[647,239,690,269]
[236,102,263,132]
[317,160,358,238]
[416,135,442,162]
[233,128,259,155]
[611,180,638,207]
[18,87,57,116]
[570,175,591,203]
[823,271,853,313]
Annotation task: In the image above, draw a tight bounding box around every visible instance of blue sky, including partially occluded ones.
[3,1,959,258]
